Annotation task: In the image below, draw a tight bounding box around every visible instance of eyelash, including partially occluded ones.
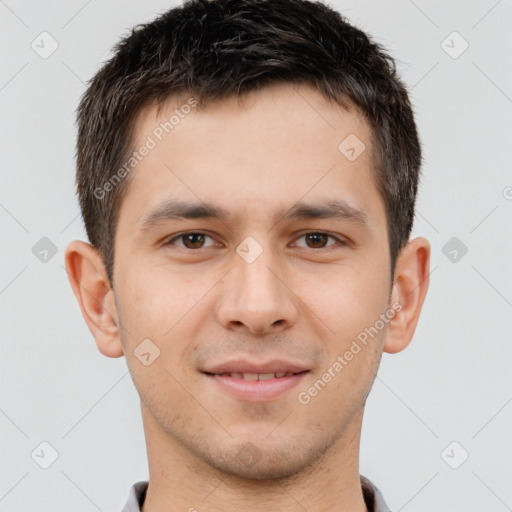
[164,231,348,251]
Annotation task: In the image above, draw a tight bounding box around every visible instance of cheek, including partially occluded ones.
[118,261,188,333]
[302,262,389,341]
[117,280,197,409]
[116,268,207,377]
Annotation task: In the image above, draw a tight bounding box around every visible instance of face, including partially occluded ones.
[113,82,393,479]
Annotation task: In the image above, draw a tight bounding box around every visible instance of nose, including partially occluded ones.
[214,245,299,335]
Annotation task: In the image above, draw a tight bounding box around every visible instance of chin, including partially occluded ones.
[199,439,324,482]
[213,457,305,482]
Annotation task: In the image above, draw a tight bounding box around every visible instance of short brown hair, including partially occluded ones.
[75,0,422,285]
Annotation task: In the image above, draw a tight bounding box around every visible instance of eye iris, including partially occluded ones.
[177,233,331,249]
[183,233,205,249]
[306,233,328,248]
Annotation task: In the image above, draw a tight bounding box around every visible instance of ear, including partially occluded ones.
[64,240,124,358]
[383,236,430,354]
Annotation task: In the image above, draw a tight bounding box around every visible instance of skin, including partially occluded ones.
[65,82,430,512]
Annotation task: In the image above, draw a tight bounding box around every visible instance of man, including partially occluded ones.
[64,0,430,510]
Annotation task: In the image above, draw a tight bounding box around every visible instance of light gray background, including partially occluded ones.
[1,0,511,511]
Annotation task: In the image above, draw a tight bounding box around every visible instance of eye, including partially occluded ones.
[165,232,218,250]
[164,231,347,251]
[293,231,346,249]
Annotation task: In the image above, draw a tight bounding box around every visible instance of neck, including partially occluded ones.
[140,405,368,512]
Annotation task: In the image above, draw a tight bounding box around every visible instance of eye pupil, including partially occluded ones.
[183,233,205,249]
[306,233,328,248]
[170,232,338,251]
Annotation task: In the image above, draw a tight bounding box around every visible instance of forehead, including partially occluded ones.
[118,82,383,231]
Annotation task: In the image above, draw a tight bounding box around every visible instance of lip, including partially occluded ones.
[204,371,309,402]
[202,359,309,375]
[201,359,310,402]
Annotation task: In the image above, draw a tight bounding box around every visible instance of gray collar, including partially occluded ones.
[122,475,392,511]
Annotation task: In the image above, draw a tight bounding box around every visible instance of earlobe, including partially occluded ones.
[64,240,124,358]
[384,237,430,354]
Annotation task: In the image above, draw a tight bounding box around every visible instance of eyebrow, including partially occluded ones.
[277,199,368,227]
[137,198,369,232]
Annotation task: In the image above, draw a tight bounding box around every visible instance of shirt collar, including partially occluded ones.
[122,475,392,512]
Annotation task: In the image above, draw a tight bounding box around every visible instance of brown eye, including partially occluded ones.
[166,232,216,249]
[294,232,342,249]
[305,233,329,248]
[181,233,205,249]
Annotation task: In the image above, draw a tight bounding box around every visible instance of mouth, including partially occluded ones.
[204,371,305,380]
[201,361,310,401]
